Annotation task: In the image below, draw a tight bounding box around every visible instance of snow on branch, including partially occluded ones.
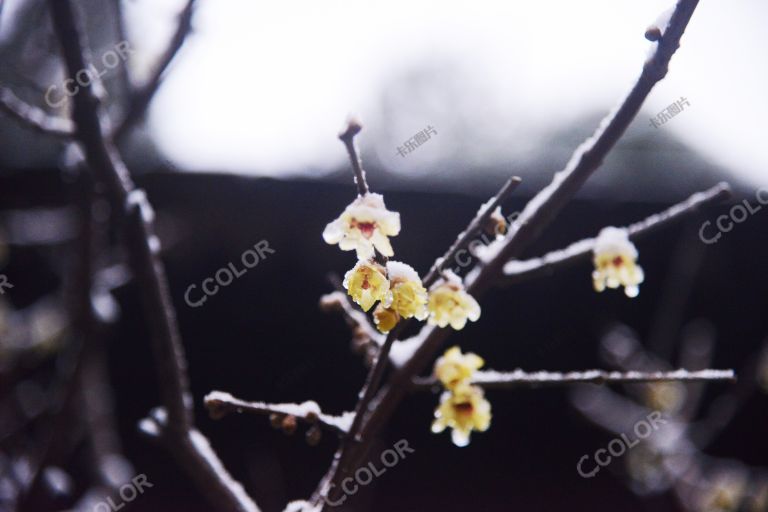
[0,87,75,137]
[423,176,521,287]
[320,290,383,366]
[312,2,707,505]
[413,368,736,390]
[502,182,731,284]
[205,391,354,436]
[47,1,259,510]
[469,0,703,293]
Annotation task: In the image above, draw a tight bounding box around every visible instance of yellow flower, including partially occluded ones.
[592,227,644,298]
[343,261,389,312]
[644,382,685,414]
[373,304,400,333]
[434,346,484,390]
[427,272,480,330]
[383,261,428,320]
[323,193,401,260]
[431,382,491,447]
[698,472,747,512]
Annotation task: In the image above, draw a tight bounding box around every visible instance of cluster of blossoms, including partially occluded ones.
[431,346,491,447]
[592,227,645,298]
[324,193,481,333]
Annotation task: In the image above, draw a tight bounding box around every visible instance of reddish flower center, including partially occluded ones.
[351,218,377,238]
[455,402,474,415]
[612,256,624,267]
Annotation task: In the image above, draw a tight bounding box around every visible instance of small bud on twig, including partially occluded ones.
[281,415,297,435]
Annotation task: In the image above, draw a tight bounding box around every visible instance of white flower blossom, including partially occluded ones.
[323,193,400,260]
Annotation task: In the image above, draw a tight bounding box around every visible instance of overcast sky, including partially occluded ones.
[126,0,767,188]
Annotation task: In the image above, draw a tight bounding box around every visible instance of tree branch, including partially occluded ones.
[113,0,196,141]
[320,290,383,367]
[204,391,354,436]
[0,87,74,137]
[423,175,521,287]
[413,368,736,390]
[310,1,703,506]
[338,119,369,196]
[501,182,731,284]
[47,2,258,510]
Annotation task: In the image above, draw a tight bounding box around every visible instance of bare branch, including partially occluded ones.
[413,368,736,390]
[501,182,731,283]
[47,2,258,510]
[423,176,521,287]
[320,291,383,366]
[310,2,704,506]
[0,87,74,137]
[204,391,353,436]
[469,1,703,295]
[309,320,407,504]
[113,0,196,141]
[322,291,382,344]
[338,119,369,196]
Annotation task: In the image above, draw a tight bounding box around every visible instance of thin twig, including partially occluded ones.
[112,0,196,141]
[111,0,134,93]
[0,87,74,137]
[324,275,382,346]
[500,182,731,283]
[47,2,258,510]
[338,119,369,196]
[309,302,408,504]
[310,2,703,506]
[412,368,736,390]
[204,391,353,436]
[423,176,521,287]
[468,0,703,295]
[321,290,383,367]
